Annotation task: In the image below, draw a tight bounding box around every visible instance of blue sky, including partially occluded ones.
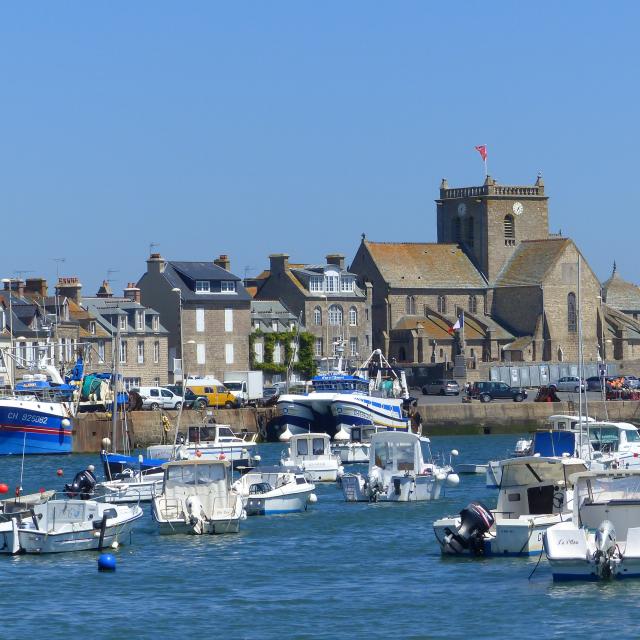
[1,2,638,293]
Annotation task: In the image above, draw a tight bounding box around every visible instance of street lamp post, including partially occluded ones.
[171,288,184,383]
[1,279,16,388]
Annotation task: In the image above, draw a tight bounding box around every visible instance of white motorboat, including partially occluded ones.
[16,499,143,554]
[544,469,640,580]
[152,459,244,535]
[434,456,587,557]
[98,471,164,503]
[280,433,344,482]
[486,415,598,488]
[232,466,317,515]
[331,423,386,464]
[275,349,410,441]
[341,432,459,502]
[147,420,259,468]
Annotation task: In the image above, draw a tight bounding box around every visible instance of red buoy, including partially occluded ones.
[56,469,64,477]
[0,483,8,494]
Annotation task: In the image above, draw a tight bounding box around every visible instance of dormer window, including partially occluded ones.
[195,280,210,293]
[310,276,323,292]
[325,273,339,293]
[221,281,236,293]
[341,277,355,292]
[119,316,127,331]
[152,315,159,331]
[135,310,144,330]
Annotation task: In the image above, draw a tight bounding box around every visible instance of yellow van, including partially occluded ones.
[187,384,238,409]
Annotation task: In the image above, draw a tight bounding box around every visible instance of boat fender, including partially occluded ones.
[308,493,318,504]
[445,473,460,487]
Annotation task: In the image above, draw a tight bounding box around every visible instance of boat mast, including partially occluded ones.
[577,254,590,460]
[111,323,120,453]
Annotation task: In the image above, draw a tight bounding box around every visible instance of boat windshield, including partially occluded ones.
[166,464,225,485]
[296,439,308,456]
[373,441,390,469]
[577,475,640,508]
[589,426,620,451]
[625,429,640,442]
[500,461,586,488]
[312,438,326,455]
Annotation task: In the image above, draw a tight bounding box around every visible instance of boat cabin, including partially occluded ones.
[542,415,596,432]
[572,470,640,536]
[496,457,587,518]
[289,433,332,460]
[311,374,370,394]
[588,422,640,455]
[186,424,243,444]
[160,460,232,504]
[368,432,432,478]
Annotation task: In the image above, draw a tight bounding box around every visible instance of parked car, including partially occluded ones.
[586,376,603,391]
[550,376,585,393]
[187,383,239,408]
[165,386,208,410]
[624,376,640,389]
[421,379,460,396]
[470,381,527,403]
[132,386,183,410]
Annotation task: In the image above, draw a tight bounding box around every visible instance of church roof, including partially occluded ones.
[363,241,487,289]
[495,238,571,287]
[602,265,640,311]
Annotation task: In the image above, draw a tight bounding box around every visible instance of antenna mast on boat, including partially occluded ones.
[110,323,120,453]
[577,254,590,459]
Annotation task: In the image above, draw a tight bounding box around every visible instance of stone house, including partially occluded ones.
[82,281,170,388]
[137,253,251,381]
[250,253,372,369]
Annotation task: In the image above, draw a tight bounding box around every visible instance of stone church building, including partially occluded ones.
[351,175,627,367]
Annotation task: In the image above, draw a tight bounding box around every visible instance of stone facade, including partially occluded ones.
[252,253,372,368]
[137,253,251,381]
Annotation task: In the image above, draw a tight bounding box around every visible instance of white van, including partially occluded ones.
[132,386,183,410]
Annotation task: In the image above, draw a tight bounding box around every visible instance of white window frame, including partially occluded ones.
[135,310,144,331]
[98,340,105,363]
[221,281,236,293]
[224,308,233,332]
[328,304,343,326]
[195,280,210,293]
[314,307,322,325]
[315,337,323,357]
[325,274,339,293]
[196,308,205,333]
[350,337,358,356]
[196,343,206,365]
[273,342,281,364]
[119,315,127,331]
[137,341,144,364]
[153,341,160,364]
[225,343,234,364]
[309,276,323,292]
[152,315,159,331]
[349,307,357,326]
[341,277,355,292]
[254,341,264,363]
[119,340,127,364]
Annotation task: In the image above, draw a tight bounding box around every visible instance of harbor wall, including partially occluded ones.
[72,407,278,453]
[72,401,640,452]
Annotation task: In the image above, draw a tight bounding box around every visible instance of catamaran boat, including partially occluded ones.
[146,420,259,468]
[152,459,245,535]
[280,433,344,482]
[486,415,597,488]
[341,432,459,502]
[273,349,410,442]
[435,456,587,556]
[544,469,640,580]
[232,466,317,515]
[15,498,142,554]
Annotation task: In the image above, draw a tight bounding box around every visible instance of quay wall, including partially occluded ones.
[72,402,640,452]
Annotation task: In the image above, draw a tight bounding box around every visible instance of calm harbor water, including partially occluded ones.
[2,434,640,640]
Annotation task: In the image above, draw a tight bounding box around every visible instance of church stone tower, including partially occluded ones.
[436,175,549,283]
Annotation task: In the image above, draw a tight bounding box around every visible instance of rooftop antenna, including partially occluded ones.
[106,268,120,284]
[243,266,256,280]
[52,258,66,337]
[13,270,33,280]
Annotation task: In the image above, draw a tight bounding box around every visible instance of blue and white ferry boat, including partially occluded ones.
[274,349,410,441]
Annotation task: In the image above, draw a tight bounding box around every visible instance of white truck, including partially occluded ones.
[222,370,264,407]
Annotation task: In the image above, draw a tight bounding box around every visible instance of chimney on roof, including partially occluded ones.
[25,277,48,298]
[214,254,230,272]
[96,280,113,298]
[55,277,82,304]
[124,282,141,303]
[269,254,289,275]
[147,253,165,275]
[4,279,25,297]
[326,254,345,270]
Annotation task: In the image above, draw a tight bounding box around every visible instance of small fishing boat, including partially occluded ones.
[280,433,344,482]
[16,499,143,554]
[331,423,385,464]
[341,432,459,502]
[0,490,56,554]
[152,459,244,535]
[98,470,164,503]
[434,456,587,557]
[147,420,259,468]
[232,466,317,515]
[544,469,640,580]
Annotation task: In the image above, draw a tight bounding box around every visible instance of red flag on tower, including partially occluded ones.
[475,145,487,161]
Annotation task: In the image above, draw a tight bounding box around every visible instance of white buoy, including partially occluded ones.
[102,437,111,449]
[450,449,459,457]
[253,454,262,463]
[308,493,318,504]
[61,418,71,428]
[446,473,460,487]
[278,426,293,442]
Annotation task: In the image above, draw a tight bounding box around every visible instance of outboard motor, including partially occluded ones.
[64,468,97,500]
[442,501,495,555]
[185,495,206,534]
[594,520,617,578]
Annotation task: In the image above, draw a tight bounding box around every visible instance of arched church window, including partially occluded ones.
[405,296,416,315]
[504,214,515,246]
[567,292,577,333]
[468,295,477,313]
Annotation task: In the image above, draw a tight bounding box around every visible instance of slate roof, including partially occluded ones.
[83,297,168,336]
[603,304,640,340]
[250,300,305,332]
[162,262,251,303]
[602,267,640,311]
[363,241,487,289]
[494,238,571,287]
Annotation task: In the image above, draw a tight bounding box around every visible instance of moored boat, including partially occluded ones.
[280,433,343,482]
